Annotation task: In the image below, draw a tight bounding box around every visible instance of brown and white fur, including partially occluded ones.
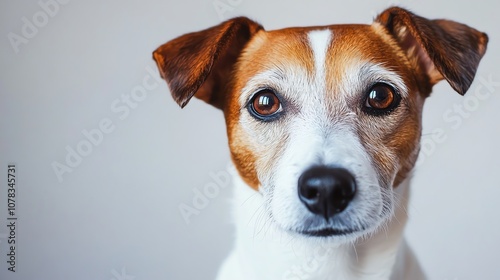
[153,7,488,280]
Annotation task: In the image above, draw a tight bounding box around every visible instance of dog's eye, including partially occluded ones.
[248,90,282,120]
[363,83,400,115]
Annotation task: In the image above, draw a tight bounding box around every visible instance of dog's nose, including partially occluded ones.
[298,166,357,220]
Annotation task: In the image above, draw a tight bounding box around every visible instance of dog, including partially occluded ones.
[153,7,488,280]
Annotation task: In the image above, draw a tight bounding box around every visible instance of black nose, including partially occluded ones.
[298,166,357,220]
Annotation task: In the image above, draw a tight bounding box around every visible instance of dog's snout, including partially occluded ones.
[298,166,357,220]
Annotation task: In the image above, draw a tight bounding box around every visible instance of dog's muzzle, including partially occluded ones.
[298,166,357,221]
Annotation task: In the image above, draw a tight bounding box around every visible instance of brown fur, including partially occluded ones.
[225,29,316,189]
[153,7,488,191]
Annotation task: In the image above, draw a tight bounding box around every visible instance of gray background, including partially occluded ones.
[0,0,499,279]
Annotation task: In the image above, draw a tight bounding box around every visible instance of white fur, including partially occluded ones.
[217,29,426,280]
[308,29,332,85]
[216,173,426,280]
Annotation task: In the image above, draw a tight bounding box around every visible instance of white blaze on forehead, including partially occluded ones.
[307,29,332,83]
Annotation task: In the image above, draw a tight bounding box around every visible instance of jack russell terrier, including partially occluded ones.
[153,7,488,280]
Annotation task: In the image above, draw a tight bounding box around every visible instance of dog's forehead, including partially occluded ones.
[238,23,407,78]
[234,23,411,106]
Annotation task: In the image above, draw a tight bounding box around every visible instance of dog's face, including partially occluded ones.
[227,25,424,239]
[154,7,487,241]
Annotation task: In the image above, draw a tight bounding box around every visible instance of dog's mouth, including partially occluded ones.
[299,227,357,237]
[297,225,368,237]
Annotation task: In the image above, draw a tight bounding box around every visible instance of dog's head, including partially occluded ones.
[153,7,487,241]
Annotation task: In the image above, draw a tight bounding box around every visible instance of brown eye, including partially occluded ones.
[364,83,400,114]
[249,90,282,120]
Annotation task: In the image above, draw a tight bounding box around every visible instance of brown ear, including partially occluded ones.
[375,7,488,95]
[152,17,263,109]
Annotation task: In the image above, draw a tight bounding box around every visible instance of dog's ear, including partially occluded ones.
[153,17,263,109]
[375,7,488,95]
